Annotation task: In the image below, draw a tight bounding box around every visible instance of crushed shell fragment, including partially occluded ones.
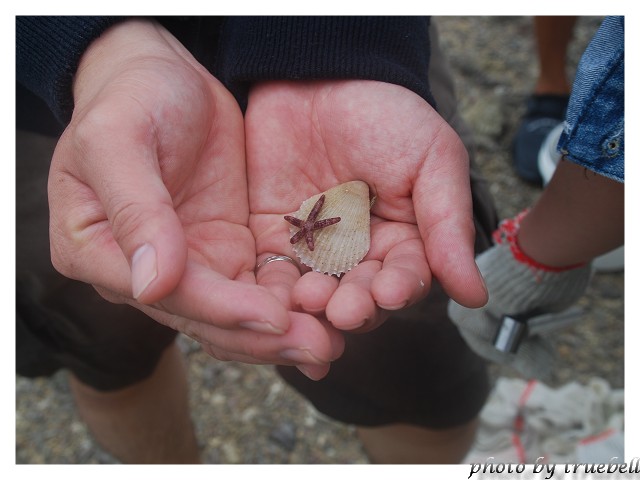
[288,181,371,276]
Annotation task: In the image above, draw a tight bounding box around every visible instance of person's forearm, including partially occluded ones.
[517,159,624,267]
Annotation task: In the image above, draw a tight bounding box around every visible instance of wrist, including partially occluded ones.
[494,210,586,273]
[73,19,183,112]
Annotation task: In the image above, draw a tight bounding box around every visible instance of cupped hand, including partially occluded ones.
[48,20,341,378]
[246,80,487,332]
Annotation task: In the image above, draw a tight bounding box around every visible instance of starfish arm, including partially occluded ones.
[305,228,316,251]
[284,215,305,227]
[312,217,341,230]
[289,229,306,245]
[306,194,326,222]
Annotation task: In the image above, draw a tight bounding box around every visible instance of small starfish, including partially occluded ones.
[284,194,341,251]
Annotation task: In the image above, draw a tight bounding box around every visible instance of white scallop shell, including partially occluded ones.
[288,181,371,276]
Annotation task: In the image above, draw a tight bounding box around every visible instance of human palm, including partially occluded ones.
[246,80,487,332]
[48,21,339,373]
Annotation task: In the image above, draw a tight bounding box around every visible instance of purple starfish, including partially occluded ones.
[284,194,341,251]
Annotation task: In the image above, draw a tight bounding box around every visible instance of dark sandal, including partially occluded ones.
[512,94,569,184]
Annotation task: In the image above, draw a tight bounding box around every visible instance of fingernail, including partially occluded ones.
[476,263,489,296]
[240,320,285,335]
[131,243,157,300]
[280,348,324,365]
[376,301,408,311]
[297,364,324,380]
[337,318,366,330]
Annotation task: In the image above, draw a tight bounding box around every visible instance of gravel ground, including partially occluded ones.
[16,16,622,464]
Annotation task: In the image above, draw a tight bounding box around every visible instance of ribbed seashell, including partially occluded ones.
[288,181,371,276]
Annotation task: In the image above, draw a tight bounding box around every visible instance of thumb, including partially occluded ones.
[99,151,187,304]
[51,125,188,305]
[413,134,488,308]
[123,202,187,305]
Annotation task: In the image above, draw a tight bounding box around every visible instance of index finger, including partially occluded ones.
[154,260,291,334]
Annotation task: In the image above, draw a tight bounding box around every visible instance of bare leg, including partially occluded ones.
[356,419,478,464]
[533,16,578,95]
[68,341,200,463]
[512,16,578,184]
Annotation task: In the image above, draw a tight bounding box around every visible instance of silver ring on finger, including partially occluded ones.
[255,255,302,275]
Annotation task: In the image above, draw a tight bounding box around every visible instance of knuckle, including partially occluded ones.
[179,320,207,346]
[109,199,146,241]
[207,347,233,363]
[240,340,262,361]
[108,199,165,249]
[73,105,119,151]
[49,225,77,279]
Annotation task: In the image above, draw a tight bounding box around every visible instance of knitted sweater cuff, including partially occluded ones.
[17,16,122,124]
[216,16,435,112]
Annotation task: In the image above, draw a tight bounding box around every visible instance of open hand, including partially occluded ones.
[48,20,341,377]
[246,80,487,332]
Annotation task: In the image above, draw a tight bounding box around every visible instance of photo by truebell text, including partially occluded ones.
[468,457,640,479]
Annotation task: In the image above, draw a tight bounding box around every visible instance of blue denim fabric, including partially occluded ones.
[557,16,624,183]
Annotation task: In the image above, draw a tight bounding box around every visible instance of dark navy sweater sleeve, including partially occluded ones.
[215,16,434,111]
[17,16,434,125]
[16,16,121,124]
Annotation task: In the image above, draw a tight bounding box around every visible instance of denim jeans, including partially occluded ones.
[558,16,624,183]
